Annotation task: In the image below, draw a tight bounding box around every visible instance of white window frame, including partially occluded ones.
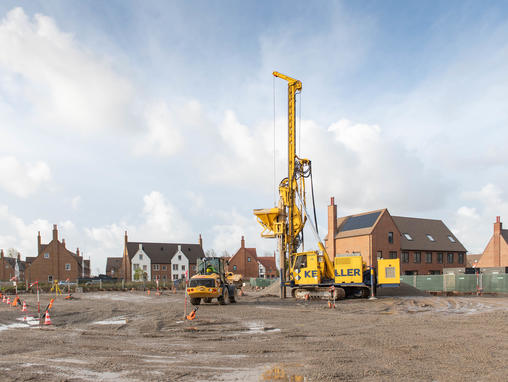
[65,263,71,271]
[44,253,50,259]
[426,234,435,242]
[403,233,413,241]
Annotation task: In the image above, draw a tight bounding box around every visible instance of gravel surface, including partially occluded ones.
[0,290,507,381]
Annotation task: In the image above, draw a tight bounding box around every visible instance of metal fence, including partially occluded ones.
[249,277,277,288]
[400,274,508,293]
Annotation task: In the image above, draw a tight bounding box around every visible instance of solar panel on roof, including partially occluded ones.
[340,211,381,232]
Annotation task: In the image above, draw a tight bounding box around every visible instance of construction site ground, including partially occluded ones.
[1,286,507,381]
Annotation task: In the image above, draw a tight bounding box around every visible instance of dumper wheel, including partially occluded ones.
[204,298,212,303]
[228,286,237,303]
[190,298,201,305]
[218,288,229,305]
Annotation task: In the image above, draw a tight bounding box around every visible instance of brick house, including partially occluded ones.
[257,255,278,279]
[228,236,278,278]
[325,197,467,275]
[24,225,90,283]
[474,216,508,268]
[106,257,123,278]
[0,250,26,281]
[228,237,259,278]
[119,232,205,282]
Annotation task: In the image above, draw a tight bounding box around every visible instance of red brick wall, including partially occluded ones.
[400,251,466,275]
[229,247,259,278]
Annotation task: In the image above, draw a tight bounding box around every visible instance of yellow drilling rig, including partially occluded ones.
[254,72,400,300]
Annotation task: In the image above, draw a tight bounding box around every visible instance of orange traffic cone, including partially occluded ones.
[172,287,176,294]
[147,289,151,295]
[21,301,27,312]
[12,296,19,307]
[6,297,11,305]
[2,295,5,303]
[44,311,52,325]
[186,307,198,321]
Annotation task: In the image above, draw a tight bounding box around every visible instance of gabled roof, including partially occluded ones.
[392,216,467,252]
[106,257,123,273]
[500,230,508,245]
[25,257,36,264]
[257,256,276,271]
[126,242,205,264]
[335,209,386,239]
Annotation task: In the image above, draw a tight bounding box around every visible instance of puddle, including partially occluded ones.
[245,321,281,334]
[261,366,305,381]
[93,317,127,325]
[0,319,39,331]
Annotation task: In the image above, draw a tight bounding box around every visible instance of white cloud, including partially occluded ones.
[134,101,185,157]
[0,7,133,133]
[0,156,51,197]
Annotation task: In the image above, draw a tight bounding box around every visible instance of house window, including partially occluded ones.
[426,252,432,263]
[178,255,182,261]
[414,252,421,264]
[233,265,237,271]
[181,265,185,270]
[401,252,409,263]
[437,253,443,264]
[173,274,178,280]
[143,265,147,271]
[388,232,393,244]
[247,257,251,262]
[448,235,456,243]
[403,233,413,240]
[65,263,71,271]
[377,251,382,259]
[426,234,435,242]
[458,253,464,264]
[447,253,454,264]
[48,275,53,282]
[389,251,397,259]
[193,265,197,271]
[162,275,166,280]
[44,253,50,259]
[153,264,160,271]
[162,265,167,271]
[133,263,139,270]
[173,264,178,271]
[139,254,143,260]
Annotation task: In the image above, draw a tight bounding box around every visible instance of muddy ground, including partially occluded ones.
[0,288,507,381]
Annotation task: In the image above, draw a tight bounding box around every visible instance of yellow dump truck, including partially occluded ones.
[187,257,237,305]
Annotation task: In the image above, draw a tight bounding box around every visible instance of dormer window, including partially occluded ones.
[403,233,413,241]
[139,254,143,260]
[448,235,456,243]
[426,234,435,242]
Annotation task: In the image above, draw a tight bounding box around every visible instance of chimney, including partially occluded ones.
[17,252,20,261]
[494,216,502,267]
[199,234,203,248]
[241,236,245,249]
[124,231,128,245]
[76,248,80,256]
[327,197,337,261]
[62,238,66,248]
[37,231,41,253]
[1,249,3,259]
[53,224,58,241]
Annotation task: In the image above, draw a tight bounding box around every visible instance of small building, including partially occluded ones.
[475,216,508,268]
[257,255,278,279]
[25,225,90,283]
[0,250,26,281]
[105,257,123,278]
[228,237,260,278]
[120,232,205,282]
[325,197,467,275]
[228,237,278,278]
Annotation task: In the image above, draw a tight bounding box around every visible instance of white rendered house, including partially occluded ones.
[170,245,189,281]
[131,244,151,281]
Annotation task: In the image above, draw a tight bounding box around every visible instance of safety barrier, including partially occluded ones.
[400,274,508,293]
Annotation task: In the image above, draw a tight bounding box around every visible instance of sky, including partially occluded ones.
[1,1,508,274]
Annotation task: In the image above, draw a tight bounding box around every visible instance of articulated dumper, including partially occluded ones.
[254,71,400,300]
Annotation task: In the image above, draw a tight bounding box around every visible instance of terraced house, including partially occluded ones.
[325,198,467,275]
[119,232,205,282]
